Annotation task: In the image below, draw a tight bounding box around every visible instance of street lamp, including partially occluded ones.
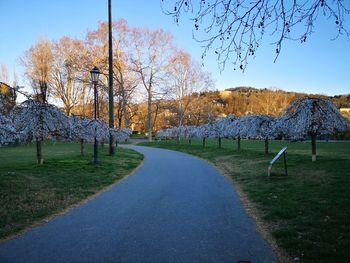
[90,66,100,165]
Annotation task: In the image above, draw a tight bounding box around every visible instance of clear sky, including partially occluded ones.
[1,0,349,96]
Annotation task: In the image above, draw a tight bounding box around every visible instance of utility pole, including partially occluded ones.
[108,0,115,156]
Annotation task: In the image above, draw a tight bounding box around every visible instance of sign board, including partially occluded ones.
[268,147,287,176]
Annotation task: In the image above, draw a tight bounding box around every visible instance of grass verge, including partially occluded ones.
[0,141,143,240]
[140,139,350,263]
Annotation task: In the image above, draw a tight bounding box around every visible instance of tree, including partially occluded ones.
[110,127,132,146]
[0,64,9,84]
[197,123,212,147]
[68,116,112,156]
[12,100,70,164]
[214,114,237,148]
[131,27,175,141]
[182,125,198,144]
[86,19,140,128]
[0,82,16,114]
[0,113,17,145]
[0,120,15,144]
[167,49,213,126]
[50,36,87,116]
[112,20,140,128]
[21,38,53,104]
[277,97,349,161]
[86,119,110,143]
[0,65,17,113]
[69,115,90,156]
[162,0,350,70]
[232,114,276,154]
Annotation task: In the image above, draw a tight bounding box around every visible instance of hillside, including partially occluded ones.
[129,87,350,132]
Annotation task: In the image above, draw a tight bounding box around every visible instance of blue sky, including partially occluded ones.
[0,0,349,96]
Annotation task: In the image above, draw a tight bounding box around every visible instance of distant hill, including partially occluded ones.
[224,86,350,108]
[225,86,259,93]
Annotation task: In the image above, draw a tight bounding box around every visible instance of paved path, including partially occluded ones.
[0,145,277,263]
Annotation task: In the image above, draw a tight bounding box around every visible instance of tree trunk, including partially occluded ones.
[80,139,85,156]
[147,91,152,142]
[115,140,118,148]
[65,105,71,116]
[311,134,317,162]
[218,137,222,148]
[189,139,191,145]
[101,141,105,149]
[176,135,179,145]
[202,137,206,147]
[237,137,241,152]
[264,137,269,155]
[36,139,43,165]
[122,97,129,128]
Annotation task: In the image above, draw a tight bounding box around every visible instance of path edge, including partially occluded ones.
[136,144,293,263]
[0,148,145,244]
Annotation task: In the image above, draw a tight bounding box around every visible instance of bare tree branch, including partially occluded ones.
[162,0,350,70]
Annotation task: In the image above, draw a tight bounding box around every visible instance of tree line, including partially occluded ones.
[1,18,349,136]
[2,19,211,141]
[0,95,132,164]
[156,97,350,162]
[131,87,350,133]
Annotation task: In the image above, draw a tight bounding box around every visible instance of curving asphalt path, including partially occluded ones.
[0,145,277,263]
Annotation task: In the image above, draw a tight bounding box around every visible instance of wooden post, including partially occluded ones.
[218,137,222,148]
[176,135,179,145]
[237,137,241,152]
[311,134,317,162]
[189,139,191,145]
[202,137,206,147]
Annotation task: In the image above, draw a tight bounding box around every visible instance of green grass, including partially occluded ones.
[130,133,147,139]
[140,138,350,263]
[0,141,143,240]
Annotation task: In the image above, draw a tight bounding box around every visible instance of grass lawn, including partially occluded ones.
[0,141,143,240]
[140,138,350,263]
[130,133,147,139]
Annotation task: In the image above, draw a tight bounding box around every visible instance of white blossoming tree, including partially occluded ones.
[239,114,277,154]
[1,95,16,144]
[213,114,237,148]
[69,116,95,156]
[156,128,174,141]
[182,125,198,145]
[110,128,132,146]
[225,117,245,151]
[155,128,166,140]
[277,97,349,161]
[197,123,212,147]
[84,119,110,143]
[0,114,18,145]
[12,100,70,164]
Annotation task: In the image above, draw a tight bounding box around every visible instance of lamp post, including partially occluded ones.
[90,66,100,165]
